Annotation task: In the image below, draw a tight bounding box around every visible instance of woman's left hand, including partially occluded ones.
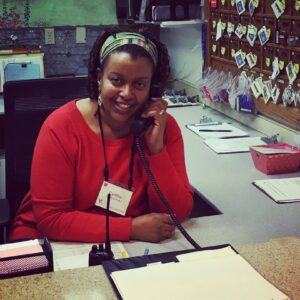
[141,98,168,155]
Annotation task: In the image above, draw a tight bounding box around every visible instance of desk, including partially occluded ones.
[0,106,299,299]
[0,238,299,300]
[123,106,300,257]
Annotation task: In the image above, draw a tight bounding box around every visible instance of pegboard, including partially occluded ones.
[205,0,300,129]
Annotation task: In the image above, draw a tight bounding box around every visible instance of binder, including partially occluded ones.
[4,62,40,82]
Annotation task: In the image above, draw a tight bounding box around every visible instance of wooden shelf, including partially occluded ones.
[160,19,206,28]
[134,19,206,28]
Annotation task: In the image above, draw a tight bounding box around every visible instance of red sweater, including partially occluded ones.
[9,100,193,243]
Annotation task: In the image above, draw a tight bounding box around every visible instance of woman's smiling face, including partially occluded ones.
[99,52,154,127]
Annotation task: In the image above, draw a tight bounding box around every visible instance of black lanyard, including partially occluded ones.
[97,105,135,190]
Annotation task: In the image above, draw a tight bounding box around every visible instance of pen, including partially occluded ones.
[199,129,232,132]
[194,122,222,126]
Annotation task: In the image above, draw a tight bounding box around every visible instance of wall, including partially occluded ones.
[0,26,109,77]
[160,24,203,88]
[0,24,160,78]
[1,0,117,27]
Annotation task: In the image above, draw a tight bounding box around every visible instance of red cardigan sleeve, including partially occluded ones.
[145,115,194,221]
[30,107,131,243]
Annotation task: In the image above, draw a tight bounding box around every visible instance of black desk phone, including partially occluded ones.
[131,85,159,135]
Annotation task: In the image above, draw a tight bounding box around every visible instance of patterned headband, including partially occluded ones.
[100,32,158,67]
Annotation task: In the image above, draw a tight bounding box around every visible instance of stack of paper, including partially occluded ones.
[110,246,289,300]
[253,177,300,203]
[0,239,43,258]
[204,137,266,153]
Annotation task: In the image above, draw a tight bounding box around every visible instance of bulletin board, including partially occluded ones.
[204,0,300,129]
[0,0,117,27]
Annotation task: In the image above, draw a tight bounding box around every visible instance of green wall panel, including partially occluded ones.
[2,0,117,27]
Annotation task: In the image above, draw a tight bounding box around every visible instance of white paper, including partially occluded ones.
[111,252,290,300]
[176,246,236,262]
[253,177,300,203]
[0,239,40,251]
[51,241,128,271]
[0,239,43,258]
[204,137,265,153]
[250,146,298,155]
[186,123,249,139]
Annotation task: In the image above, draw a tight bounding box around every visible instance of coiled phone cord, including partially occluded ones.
[135,136,202,250]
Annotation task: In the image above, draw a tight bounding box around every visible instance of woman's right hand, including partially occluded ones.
[130,213,175,242]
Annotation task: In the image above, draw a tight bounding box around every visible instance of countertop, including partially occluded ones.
[0,237,299,300]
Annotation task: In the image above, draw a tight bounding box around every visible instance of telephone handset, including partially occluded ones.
[131,114,154,136]
[131,85,159,135]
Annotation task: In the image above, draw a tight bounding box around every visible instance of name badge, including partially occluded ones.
[95,181,133,216]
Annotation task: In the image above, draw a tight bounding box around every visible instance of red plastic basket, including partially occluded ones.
[250,144,300,175]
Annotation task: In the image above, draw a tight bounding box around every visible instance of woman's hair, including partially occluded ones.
[87,26,170,101]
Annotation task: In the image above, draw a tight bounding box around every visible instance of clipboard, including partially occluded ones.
[186,123,249,139]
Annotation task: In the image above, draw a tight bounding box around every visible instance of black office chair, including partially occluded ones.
[1,76,89,243]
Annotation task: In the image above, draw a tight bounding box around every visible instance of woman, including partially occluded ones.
[9,27,193,243]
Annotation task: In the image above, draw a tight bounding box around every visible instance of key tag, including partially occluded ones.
[235,23,246,39]
[216,19,223,41]
[236,0,246,15]
[250,77,262,98]
[249,0,255,16]
[296,90,300,106]
[271,84,280,104]
[227,22,235,37]
[251,76,264,98]
[262,80,272,103]
[234,50,246,68]
[254,0,260,8]
[212,20,217,30]
[247,24,257,46]
[271,57,280,80]
[258,26,270,46]
[246,52,257,69]
[271,0,285,18]
[282,85,296,106]
[296,0,300,11]
[286,62,298,84]
[95,181,133,216]
[212,44,217,53]
[221,21,227,35]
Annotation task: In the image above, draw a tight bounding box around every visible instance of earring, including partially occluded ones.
[98,93,102,107]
